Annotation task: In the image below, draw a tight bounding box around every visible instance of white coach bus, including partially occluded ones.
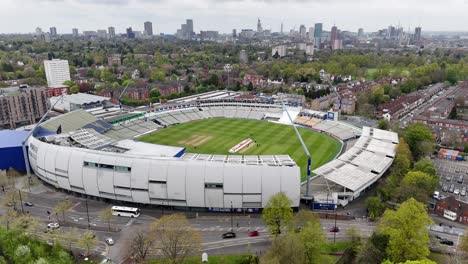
[111,206,141,218]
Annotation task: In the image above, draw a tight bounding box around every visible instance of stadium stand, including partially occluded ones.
[310,127,398,207]
[294,111,361,141]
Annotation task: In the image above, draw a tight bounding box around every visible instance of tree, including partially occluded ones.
[379,198,433,263]
[293,213,327,264]
[100,208,113,232]
[399,171,438,202]
[378,119,390,130]
[2,189,27,211]
[346,227,363,259]
[69,85,79,94]
[404,123,434,159]
[11,214,39,233]
[262,192,293,237]
[153,214,202,264]
[60,228,80,252]
[53,200,73,222]
[458,229,468,256]
[126,228,155,262]
[78,231,97,257]
[387,138,412,190]
[261,234,306,264]
[365,196,386,218]
[356,232,389,264]
[412,158,436,176]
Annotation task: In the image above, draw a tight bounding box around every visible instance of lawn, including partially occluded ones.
[139,118,342,181]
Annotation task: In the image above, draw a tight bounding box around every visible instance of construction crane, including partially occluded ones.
[281,101,312,197]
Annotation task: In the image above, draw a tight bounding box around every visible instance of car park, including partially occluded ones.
[457,175,464,184]
[248,231,259,237]
[105,238,114,246]
[456,168,460,173]
[222,232,236,239]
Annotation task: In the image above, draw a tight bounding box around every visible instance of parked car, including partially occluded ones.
[440,239,454,246]
[329,227,340,233]
[462,187,467,196]
[442,185,448,192]
[24,202,34,207]
[446,175,452,181]
[456,168,461,173]
[248,231,259,237]
[449,184,455,193]
[105,238,114,246]
[47,223,59,229]
[222,232,236,239]
[454,188,460,195]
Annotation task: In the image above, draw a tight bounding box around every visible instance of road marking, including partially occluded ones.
[126,219,135,226]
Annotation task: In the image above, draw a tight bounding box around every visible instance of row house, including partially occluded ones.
[310,93,338,111]
[242,74,265,87]
[435,196,468,225]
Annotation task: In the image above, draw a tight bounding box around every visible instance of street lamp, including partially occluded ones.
[224,64,233,91]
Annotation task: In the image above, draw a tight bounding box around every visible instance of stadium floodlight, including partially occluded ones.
[224,64,233,91]
[21,88,68,190]
[281,101,312,197]
[320,69,342,117]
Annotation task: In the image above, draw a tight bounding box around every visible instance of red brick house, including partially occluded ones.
[435,196,468,224]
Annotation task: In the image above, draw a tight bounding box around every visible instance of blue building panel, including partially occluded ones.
[0,130,29,171]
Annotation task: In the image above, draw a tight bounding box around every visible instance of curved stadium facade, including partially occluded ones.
[28,101,301,210]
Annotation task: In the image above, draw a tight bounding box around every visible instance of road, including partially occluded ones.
[0,186,464,263]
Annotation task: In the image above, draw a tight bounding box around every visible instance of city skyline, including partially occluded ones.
[0,0,467,34]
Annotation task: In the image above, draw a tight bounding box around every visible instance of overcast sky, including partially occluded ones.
[1,0,467,34]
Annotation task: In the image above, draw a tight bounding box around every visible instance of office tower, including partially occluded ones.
[232,29,237,38]
[299,25,306,39]
[414,27,422,43]
[281,23,283,35]
[186,19,194,38]
[331,26,338,49]
[72,28,79,37]
[239,50,248,64]
[308,27,314,41]
[97,30,107,39]
[35,27,42,35]
[44,59,71,88]
[108,27,115,39]
[0,86,49,129]
[314,23,323,49]
[126,27,135,39]
[358,28,364,38]
[257,18,263,33]
[144,21,153,35]
[49,27,57,37]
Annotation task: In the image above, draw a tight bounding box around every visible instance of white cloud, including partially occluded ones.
[0,0,466,34]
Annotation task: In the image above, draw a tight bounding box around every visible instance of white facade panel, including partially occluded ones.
[261,166,282,207]
[224,194,243,208]
[114,188,132,198]
[243,195,261,203]
[36,140,47,174]
[132,190,150,203]
[242,166,262,193]
[67,149,86,189]
[204,162,224,183]
[44,144,58,182]
[223,164,243,194]
[82,153,100,196]
[205,189,223,208]
[55,147,71,174]
[56,176,71,190]
[97,155,116,194]
[185,162,205,207]
[148,159,168,182]
[130,159,150,189]
[113,157,132,188]
[148,183,167,199]
[166,161,186,201]
[280,166,300,207]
